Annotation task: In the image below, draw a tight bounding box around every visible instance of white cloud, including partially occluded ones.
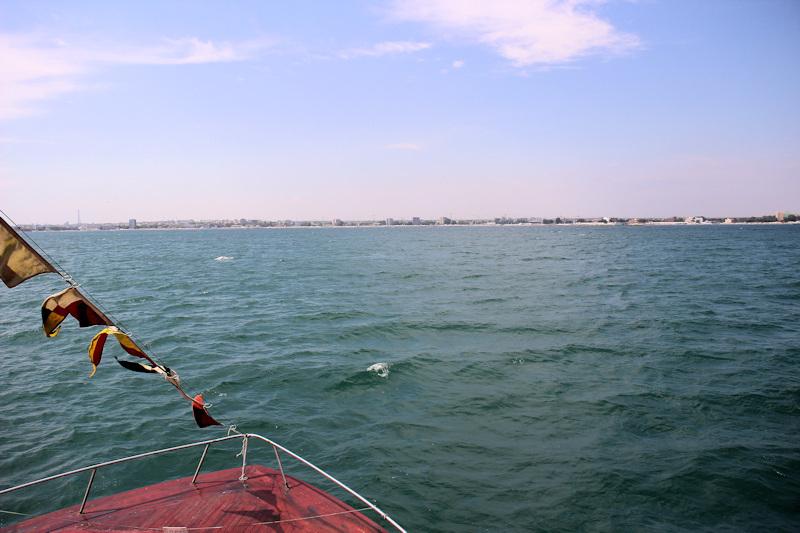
[339,40,431,59]
[385,142,422,151]
[0,33,273,120]
[452,59,465,69]
[389,0,639,66]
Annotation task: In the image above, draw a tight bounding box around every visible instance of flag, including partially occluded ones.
[0,217,57,288]
[87,326,148,377]
[41,287,112,337]
[192,394,222,428]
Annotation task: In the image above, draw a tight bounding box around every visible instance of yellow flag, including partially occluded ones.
[88,326,148,377]
[0,217,57,288]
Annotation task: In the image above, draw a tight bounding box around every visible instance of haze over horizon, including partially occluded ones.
[2,1,799,225]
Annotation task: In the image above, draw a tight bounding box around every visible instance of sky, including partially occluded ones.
[1,0,799,223]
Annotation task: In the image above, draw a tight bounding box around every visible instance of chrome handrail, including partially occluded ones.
[0,433,406,532]
[0,434,242,497]
[245,434,406,533]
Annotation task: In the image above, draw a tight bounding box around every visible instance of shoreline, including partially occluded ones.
[18,221,800,232]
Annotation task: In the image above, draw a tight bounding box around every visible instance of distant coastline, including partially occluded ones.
[14,213,799,232]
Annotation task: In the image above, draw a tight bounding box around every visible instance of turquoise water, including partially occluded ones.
[1,225,798,531]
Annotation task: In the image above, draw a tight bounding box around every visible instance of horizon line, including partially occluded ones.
[9,211,796,228]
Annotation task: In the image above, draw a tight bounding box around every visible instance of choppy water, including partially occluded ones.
[1,225,798,531]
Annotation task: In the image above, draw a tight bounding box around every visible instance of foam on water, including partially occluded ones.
[214,255,234,261]
[366,362,390,378]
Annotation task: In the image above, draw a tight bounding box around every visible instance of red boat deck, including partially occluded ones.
[3,465,386,532]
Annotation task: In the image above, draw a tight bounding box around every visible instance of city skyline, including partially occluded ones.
[9,211,796,229]
[2,1,799,224]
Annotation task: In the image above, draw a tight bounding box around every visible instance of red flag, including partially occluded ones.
[192,394,222,428]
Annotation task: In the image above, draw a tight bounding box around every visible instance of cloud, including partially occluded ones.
[385,142,422,151]
[452,59,465,69]
[0,33,273,120]
[388,0,639,66]
[339,40,431,59]
[97,37,274,66]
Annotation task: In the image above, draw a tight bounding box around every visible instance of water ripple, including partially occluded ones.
[1,225,799,531]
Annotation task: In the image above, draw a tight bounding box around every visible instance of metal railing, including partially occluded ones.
[0,433,406,532]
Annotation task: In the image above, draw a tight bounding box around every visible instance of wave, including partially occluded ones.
[366,362,390,378]
[327,357,437,392]
[329,365,391,391]
[296,310,372,321]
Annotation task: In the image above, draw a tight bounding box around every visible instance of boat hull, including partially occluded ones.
[3,465,385,532]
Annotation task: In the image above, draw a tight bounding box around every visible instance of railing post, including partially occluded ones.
[272,444,289,490]
[238,436,249,482]
[191,444,210,484]
[78,469,96,514]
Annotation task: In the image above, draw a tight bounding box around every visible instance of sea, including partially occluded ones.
[1,225,798,532]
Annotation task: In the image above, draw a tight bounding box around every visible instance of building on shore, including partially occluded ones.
[128,219,137,229]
